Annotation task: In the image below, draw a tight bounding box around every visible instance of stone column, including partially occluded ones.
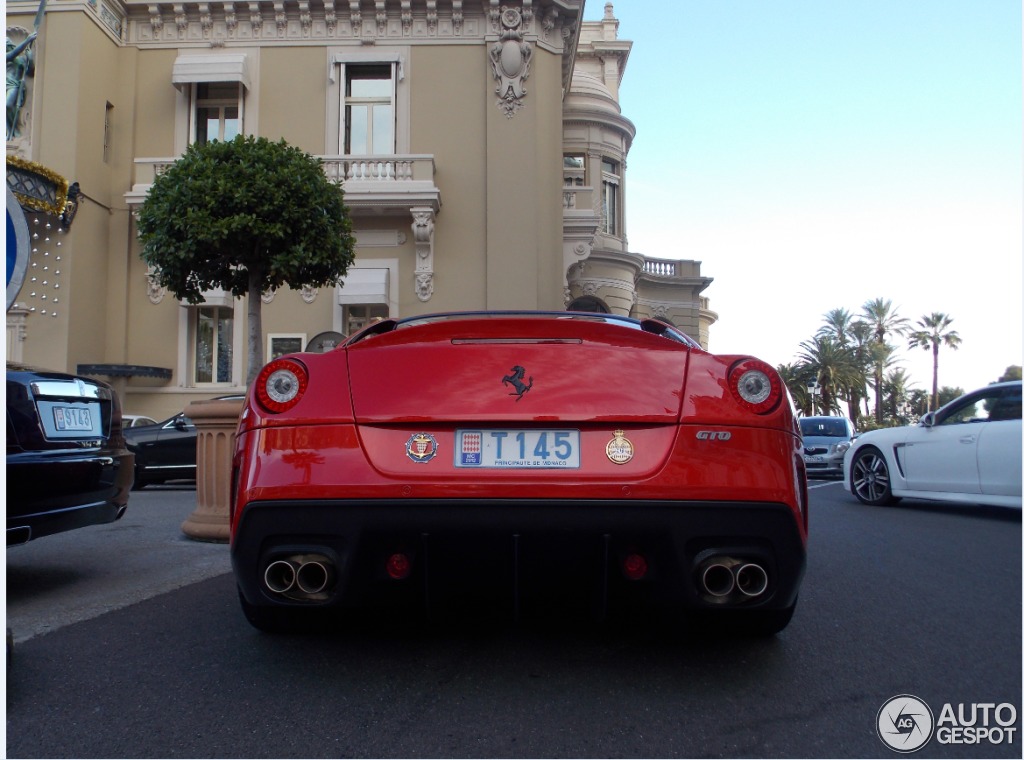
[181,397,245,542]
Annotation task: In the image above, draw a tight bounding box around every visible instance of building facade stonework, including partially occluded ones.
[6,0,716,420]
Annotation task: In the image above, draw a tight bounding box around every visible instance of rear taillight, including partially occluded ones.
[728,359,782,414]
[255,358,309,414]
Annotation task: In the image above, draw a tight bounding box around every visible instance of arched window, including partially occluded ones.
[567,295,610,314]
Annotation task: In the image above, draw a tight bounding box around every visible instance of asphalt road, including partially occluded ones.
[6,480,1021,758]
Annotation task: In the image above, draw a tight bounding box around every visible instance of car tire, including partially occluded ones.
[131,467,148,490]
[849,446,900,506]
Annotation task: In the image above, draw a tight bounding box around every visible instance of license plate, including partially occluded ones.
[455,429,580,469]
[53,405,94,431]
[804,455,824,463]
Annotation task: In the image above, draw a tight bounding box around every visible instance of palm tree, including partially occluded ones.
[847,320,875,426]
[883,368,916,424]
[777,363,813,415]
[908,312,962,411]
[859,298,909,424]
[816,308,856,346]
[796,336,860,416]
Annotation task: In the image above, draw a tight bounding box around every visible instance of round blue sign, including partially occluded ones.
[7,186,31,311]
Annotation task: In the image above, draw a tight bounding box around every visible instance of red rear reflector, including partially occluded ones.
[386,553,412,580]
[622,553,648,581]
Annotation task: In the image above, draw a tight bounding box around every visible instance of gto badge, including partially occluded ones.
[502,365,533,402]
[606,429,634,465]
[406,433,439,463]
[696,430,732,441]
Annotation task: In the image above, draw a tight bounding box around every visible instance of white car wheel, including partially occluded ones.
[850,447,900,506]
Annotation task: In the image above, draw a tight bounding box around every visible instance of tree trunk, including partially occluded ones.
[874,369,883,424]
[246,268,264,386]
[931,343,939,411]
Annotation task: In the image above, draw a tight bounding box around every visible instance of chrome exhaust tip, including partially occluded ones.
[735,563,769,597]
[295,560,334,595]
[264,560,297,594]
[701,562,736,597]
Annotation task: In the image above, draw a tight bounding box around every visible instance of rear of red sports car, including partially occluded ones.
[230,312,808,634]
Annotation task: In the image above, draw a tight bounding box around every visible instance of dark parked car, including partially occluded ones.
[124,396,245,488]
[123,412,198,488]
[6,364,134,545]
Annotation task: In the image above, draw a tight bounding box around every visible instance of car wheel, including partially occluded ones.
[850,446,900,506]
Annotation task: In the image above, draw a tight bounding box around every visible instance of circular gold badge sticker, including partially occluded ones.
[606,429,634,465]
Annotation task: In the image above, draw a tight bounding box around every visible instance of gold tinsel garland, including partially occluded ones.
[6,155,70,216]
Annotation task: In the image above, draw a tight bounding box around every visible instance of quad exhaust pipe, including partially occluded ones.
[263,554,336,599]
[697,556,769,602]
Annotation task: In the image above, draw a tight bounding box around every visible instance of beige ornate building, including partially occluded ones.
[6,0,716,420]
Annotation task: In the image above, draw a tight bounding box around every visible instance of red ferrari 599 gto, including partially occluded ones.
[230,312,808,634]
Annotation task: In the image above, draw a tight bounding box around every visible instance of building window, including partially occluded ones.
[563,154,585,186]
[343,304,389,335]
[567,295,610,314]
[344,64,395,155]
[194,306,234,384]
[192,82,242,145]
[103,102,113,163]
[601,158,620,236]
[267,333,305,361]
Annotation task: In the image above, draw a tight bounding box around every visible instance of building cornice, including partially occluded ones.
[109,0,582,55]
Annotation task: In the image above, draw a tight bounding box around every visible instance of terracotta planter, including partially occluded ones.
[181,397,245,542]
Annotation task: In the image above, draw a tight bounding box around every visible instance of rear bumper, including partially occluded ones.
[804,456,844,477]
[232,499,806,615]
[6,449,134,544]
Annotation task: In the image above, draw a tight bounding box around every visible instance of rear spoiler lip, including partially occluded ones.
[343,311,702,349]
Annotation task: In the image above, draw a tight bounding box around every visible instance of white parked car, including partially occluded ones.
[844,381,1021,509]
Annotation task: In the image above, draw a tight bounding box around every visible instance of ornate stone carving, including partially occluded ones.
[324,2,336,34]
[415,272,433,302]
[375,0,386,35]
[298,0,311,35]
[261,289,275,304]
[452,0,463,34]
[349,0,361,34]
[300,285,318,303]
[274,2,287,35]
[542,7,557,39]
[411,206,435,302]
[426,0,437,33]
[145,267,167,304]
[198,4,212,35]
[401,0,412,34]
[148,5,164,33]
[489,7,532,118]
[249,2,262,33]
[174,4,188,35]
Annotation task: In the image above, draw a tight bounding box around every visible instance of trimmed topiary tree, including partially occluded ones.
[137,135,355,384]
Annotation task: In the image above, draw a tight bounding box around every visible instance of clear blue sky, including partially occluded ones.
[584,0,1022,396]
